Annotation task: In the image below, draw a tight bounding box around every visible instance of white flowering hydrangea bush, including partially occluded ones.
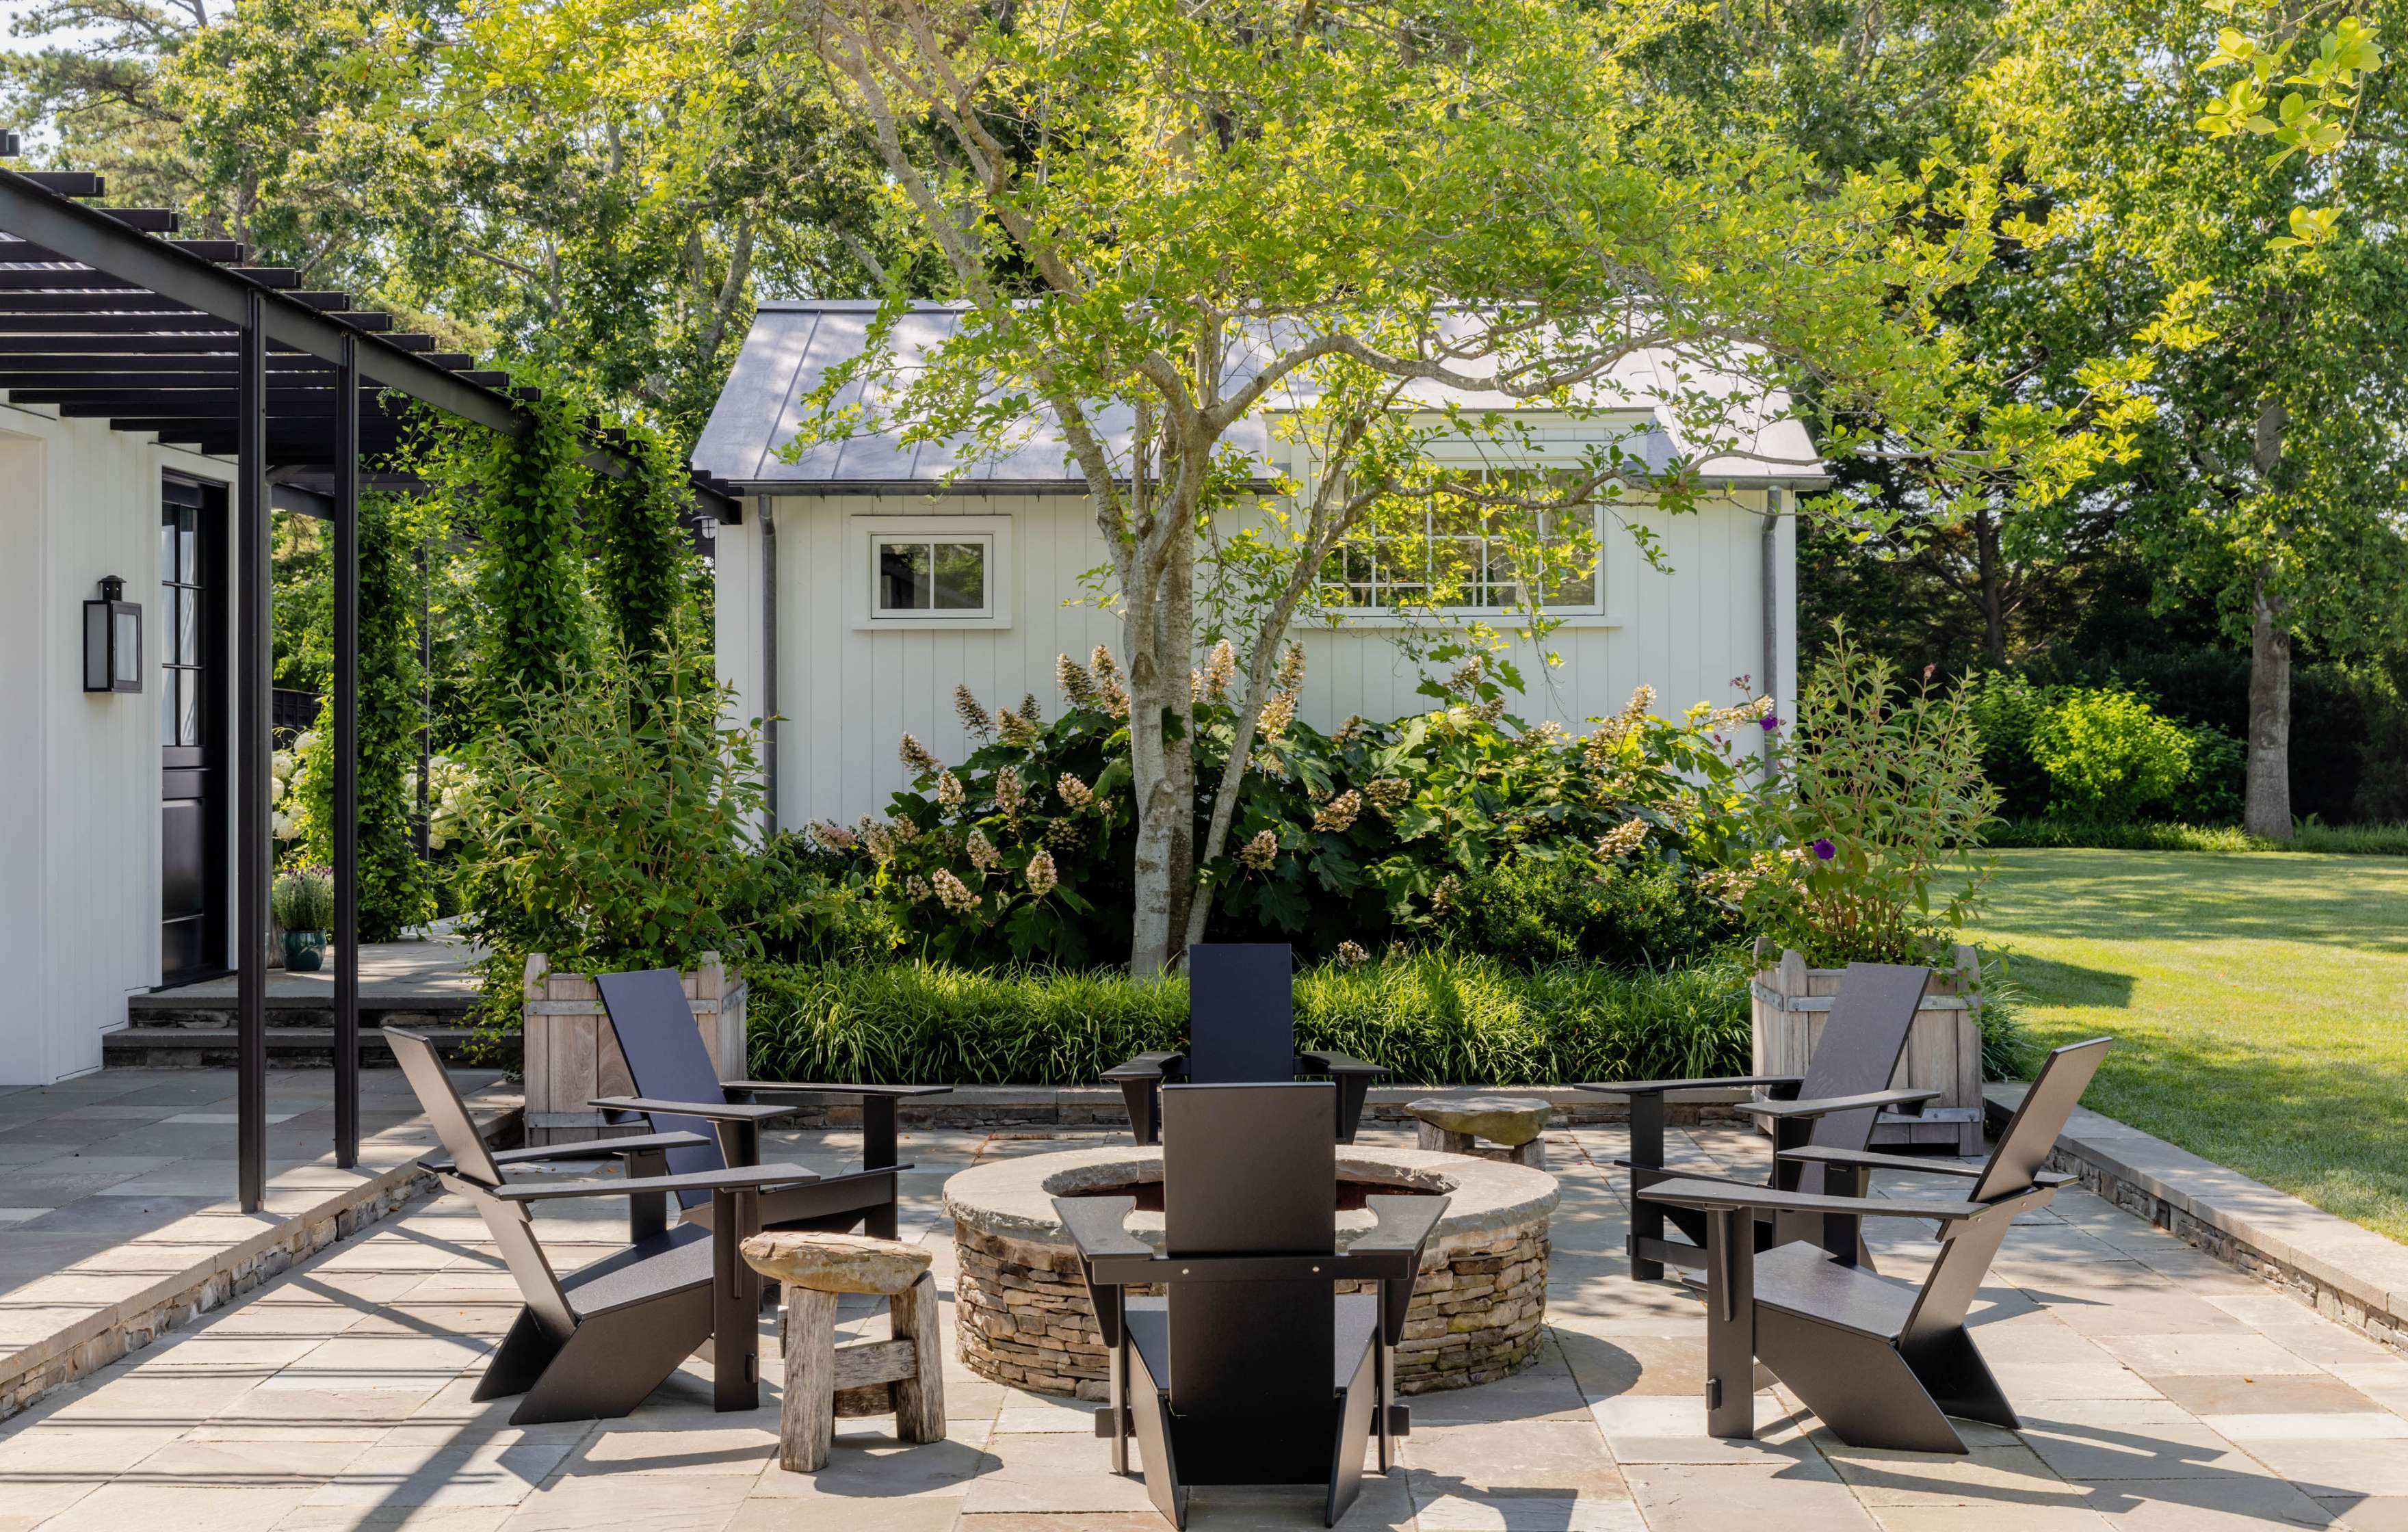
[824,642,1785,967]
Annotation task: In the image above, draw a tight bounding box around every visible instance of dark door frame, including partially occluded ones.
[159,470,231,988]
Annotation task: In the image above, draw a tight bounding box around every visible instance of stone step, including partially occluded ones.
[102,1025,506,1068]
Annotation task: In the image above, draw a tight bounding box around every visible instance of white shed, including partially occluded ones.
[694,300,1828,830]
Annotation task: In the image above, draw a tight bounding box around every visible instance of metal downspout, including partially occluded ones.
[759,496,778,836]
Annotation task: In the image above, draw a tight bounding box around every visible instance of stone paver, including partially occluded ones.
[0,1115,2401,1529]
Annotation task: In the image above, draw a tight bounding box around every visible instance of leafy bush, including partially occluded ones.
[1432,852,1732,970]
[2028,688,2195,820]
[287,491,434,940]
[814,648,1775,966]
[1738,624,1999,966]
[461,639,769,981]
[1986,818,2408,854]
[1964,671,2058,820]
[746,948,1755,1087]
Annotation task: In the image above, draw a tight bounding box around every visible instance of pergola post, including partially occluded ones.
[333,334,361,1168]
[236,289,270,1213]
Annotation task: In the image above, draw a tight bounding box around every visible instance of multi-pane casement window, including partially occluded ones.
[1328,470,1607,616]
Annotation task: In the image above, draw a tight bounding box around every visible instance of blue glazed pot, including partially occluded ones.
[283,930,327,973]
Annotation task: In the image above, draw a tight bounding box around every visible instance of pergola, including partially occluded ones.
[0,152,740,1210]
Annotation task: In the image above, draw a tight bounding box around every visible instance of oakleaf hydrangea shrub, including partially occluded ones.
[815,644,1779,966]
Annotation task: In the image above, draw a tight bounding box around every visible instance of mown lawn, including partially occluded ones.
[1970,847,2408,1243]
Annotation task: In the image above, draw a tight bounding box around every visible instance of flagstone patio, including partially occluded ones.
[3,1113,2405,1531]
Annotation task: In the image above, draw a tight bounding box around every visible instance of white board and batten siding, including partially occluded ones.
[0,405,237,1085]
[694,300,1818,833]
[713,488,1796,831]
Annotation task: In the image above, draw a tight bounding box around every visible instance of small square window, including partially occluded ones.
[873,533,994,618]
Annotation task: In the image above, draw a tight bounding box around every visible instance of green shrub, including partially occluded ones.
[1740,624,1999,966]
[746,949,1755,1087]
[1434,852,1731,970]
[2029,689,2195,819]
[460,637,768,984]
[1985,818,2408,854]
[820,650,1774,965]
[1964,671,2058,820]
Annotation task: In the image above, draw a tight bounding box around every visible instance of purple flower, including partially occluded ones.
[1759,715,1783,732]
[1811,838,1836,860]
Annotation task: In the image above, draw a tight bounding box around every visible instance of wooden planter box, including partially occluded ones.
[521,951,748,1146]
[1750,942,1985,1154]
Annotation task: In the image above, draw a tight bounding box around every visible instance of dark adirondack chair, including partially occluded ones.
[1644,1036,2112,1453]
[1103,943,1386,1145]
[387,1027,805,1423]
[591,967,948,1242]
[1578,961,1937,1280]
[1056,1081,1446,1529]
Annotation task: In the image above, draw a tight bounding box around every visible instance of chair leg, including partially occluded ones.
[713,1188,762,1412]
[1326,1338,1377,1527]
[1910,1326,2017,1431]
[891,1272,947,1444]
[1703,1207,1757,1440]
[473,1308,564,1403]
[782,1287,840,1472]
[509,1288,713,1426]
[1627,1094,1666,1282]
[1756,1310,1965,1454]
[1127,1336,1186,1529]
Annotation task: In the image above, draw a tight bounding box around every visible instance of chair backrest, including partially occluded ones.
[1796,962,1933,1160]
[594,967,733,1204]
[1906,1036,2112,1339]
[1184,942,1295,1084]
[1160,1083,1336,1448]
[386,1028,577,1338]
[386,1025,506,1187]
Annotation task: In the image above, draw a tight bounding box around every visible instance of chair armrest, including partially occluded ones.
[490,1161,822,1204]
[588,1095,798,1124]
[1778,1146,1983,1178]
[723,1081,953,1099]
[1101,1052,1185,1082]
[1577,1075,1803,1097]
[480,1131,711,1169]
[1298,1050,1387,1078]
[1640,1176,1989,1223]
[1052,1196,1151,1262]
[1736,1088,1942,1122]
[1352,1195,1446,1269]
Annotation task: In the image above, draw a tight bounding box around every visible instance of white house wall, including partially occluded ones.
[723,488,1793,831]
[0,404,232,1085]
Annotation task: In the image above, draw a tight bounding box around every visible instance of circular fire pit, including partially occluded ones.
[943,1144,1558,1401]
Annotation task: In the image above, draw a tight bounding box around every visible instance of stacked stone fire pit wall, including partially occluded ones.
[943,1146,1558,1400]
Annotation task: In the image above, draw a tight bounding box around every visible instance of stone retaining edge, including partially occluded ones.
[1985,1085,2408,1358]
[0,1103,525,1423]
[778,1083,1753,1129]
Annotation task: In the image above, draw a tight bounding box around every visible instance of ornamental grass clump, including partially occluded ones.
[744,949,1753,1087]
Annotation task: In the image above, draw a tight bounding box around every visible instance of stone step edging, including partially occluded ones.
[1985,1085,2408,1359]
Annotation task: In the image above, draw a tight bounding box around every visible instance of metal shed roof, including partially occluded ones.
[695,300,1831,494]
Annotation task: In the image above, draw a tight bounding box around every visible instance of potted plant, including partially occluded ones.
[1739,627,2001,1150]
[272,867,335,973]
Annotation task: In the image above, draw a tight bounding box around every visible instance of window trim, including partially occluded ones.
[848,514,1015,631]
[1322,492,1613,624]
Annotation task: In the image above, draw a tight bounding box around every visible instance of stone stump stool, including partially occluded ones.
[1409,1095,1551,1169]
[740,1231,946,1472]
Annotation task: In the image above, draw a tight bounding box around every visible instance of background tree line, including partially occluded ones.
[8,0,2405,843]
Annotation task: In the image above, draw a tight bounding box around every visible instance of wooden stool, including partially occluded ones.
[740,1231,946,1472]
[1409,1094,1551,1168]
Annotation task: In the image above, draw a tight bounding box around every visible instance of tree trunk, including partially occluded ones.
[1157,529,1197,959]
[2245,581,2293,841]
[1974,507,2007,667]
[1124,577,1179,976]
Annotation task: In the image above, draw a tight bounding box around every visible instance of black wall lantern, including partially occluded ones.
[83,575,143,694]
